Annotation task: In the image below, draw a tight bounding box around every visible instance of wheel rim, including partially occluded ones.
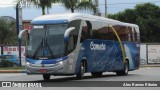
[81,63,85,76]
[125,62,128,74]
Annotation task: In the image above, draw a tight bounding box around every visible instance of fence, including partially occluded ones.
[0,46,25,66]
[140,43,160,65]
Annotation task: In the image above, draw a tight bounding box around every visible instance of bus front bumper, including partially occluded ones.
[25,60,70,75]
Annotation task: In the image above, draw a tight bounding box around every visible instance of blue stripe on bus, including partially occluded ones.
[25,56,68,64]
[31,20,68,25]
[75,40,140,73]
[75,40,124,73]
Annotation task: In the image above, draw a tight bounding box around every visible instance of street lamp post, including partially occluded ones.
[105,0,107,17]
[16,1,22,66]
[16,3,20,35]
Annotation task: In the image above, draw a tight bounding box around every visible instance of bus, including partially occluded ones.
[19,13,140,80]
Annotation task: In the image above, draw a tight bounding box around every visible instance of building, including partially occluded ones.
[23,20,32,30]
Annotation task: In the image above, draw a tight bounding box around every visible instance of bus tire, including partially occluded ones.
[76,61,85,79]
[116,60,129,76]
[43,74,50,81]
[91,72,102,77]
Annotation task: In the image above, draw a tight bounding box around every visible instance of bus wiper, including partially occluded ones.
[43,37,55,58]
[32,38,44,59]
[32,38,55,59]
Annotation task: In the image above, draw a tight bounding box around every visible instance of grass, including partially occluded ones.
[0,66,25,70]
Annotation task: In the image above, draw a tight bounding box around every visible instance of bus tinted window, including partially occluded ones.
[81,21,88,42]
[133,27,140,42]
[92,22,117,41]
[128,27,133,42]
[113,25,128,41]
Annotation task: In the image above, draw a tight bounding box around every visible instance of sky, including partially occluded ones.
[0,0,160,20]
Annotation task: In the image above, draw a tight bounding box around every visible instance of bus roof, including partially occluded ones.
[31,13,138,28]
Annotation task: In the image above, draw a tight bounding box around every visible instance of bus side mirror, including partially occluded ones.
[18,29,29,43]
[64,27,75,42]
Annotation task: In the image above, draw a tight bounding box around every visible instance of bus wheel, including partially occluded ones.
[116,61,129,76]
[43,74,50,81]
[91,72,102,77]
[76,61,85,79]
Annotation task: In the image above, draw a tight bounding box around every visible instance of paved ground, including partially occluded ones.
[0,67,160,81]
[0,67,160,90]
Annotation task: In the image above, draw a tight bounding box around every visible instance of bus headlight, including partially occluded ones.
[58,61,63,65]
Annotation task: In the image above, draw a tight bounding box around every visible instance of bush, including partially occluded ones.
[0,59,14,67]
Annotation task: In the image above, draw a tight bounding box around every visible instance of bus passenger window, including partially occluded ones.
[128,27,133,42]
[112,25,129,41]
[86,21,92,38]
[80,21,92,42]
[81,27,88,42]
[134,28,138,42]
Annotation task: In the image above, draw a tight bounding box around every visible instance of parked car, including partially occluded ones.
[0,55,19,67]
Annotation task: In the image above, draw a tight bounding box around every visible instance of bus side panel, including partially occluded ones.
[123,42,140,70]
[75,40,124,73]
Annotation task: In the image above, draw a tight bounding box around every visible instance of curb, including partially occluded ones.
[140,65,160,67]
[0,70,26,73]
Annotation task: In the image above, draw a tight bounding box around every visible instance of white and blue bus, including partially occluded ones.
[19,13,140,80]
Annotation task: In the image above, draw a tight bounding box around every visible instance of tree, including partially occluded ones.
[60,0,97,13]
[17,0,58,15]
[108,3,160,43]
[17,0,97,14]
[0,18,17,45]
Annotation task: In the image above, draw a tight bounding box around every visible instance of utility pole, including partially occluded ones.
[93,0,99,15]
[16,1,22,66]
[105,0,107,17]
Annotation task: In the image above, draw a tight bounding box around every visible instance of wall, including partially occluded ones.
[140,43,160,65]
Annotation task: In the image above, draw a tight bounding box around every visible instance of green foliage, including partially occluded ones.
[0,59,14,67]
[17,0,97,14]
[17,0,58,15]
[108,3,160,43]
[0,18,18,45]
[0,66,25,70]
[60,0,97,13]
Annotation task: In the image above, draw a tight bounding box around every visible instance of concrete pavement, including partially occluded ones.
[0,70,26,73]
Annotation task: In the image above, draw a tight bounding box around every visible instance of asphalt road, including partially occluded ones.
[0,67,160,90]
[0,67,160,81]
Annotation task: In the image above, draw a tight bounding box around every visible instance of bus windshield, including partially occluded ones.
[26,24,67,59]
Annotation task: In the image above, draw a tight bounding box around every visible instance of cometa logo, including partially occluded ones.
[90,42,106,50]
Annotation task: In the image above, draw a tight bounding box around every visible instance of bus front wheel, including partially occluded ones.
[116,61,129,76]
[43,74,51,81]
[76,61,85,79]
